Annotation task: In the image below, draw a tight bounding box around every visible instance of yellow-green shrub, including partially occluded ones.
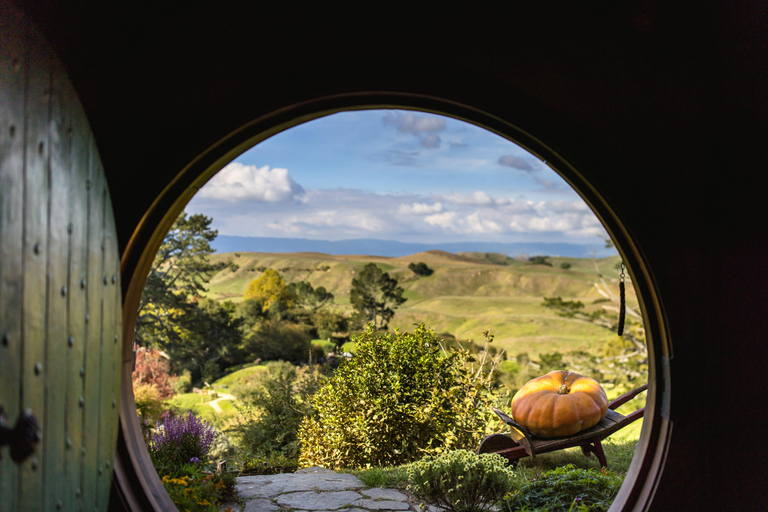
[298,325,498,469]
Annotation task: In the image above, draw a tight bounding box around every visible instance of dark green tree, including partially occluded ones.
[169,299,242,382]
[136,212,225,348]
[287,281,335,312]
[408,261,434,276]
[349,263,407,329]
[528,255,552,266]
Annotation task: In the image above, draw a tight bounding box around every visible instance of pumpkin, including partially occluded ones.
[509,370,608,438]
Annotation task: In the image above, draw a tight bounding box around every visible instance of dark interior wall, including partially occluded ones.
[12,1,768,509]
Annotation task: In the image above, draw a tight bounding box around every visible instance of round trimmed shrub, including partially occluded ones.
[298,324,498,469]
[407,449,515,512]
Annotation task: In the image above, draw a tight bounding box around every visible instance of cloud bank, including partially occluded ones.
[198,163,305,202]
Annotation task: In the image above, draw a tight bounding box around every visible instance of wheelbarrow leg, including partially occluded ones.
[580,439,608,468]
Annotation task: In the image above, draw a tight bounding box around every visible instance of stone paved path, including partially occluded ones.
[220,466,444,512]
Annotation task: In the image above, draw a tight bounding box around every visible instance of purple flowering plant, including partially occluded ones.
[149,411,216,469]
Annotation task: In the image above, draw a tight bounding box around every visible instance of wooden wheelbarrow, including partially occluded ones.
[478,383,648,468]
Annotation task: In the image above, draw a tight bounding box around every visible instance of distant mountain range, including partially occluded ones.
[211,235,617,259]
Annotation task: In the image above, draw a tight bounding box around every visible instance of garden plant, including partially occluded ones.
[298,324,502,469]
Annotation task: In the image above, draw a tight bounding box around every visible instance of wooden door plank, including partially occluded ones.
[19,21,52,511]
[96,169,120,510]
[42,56,74,512]
[81,134,105,511]
[64,94,90,512]
[0,5,27,510]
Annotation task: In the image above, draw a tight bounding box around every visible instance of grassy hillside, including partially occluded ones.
[204,250,635,358]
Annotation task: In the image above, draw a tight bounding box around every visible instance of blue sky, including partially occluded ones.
[185,109,608,245]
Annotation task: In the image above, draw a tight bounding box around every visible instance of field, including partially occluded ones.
[204,250,636,358]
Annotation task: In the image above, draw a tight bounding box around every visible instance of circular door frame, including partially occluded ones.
[116,91,672,512]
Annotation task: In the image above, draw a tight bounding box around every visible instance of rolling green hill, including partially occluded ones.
[204,250,636,358]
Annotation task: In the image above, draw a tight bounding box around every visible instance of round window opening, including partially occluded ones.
[122,104,667,512]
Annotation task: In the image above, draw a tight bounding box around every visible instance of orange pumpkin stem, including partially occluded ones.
[558,383,569,394]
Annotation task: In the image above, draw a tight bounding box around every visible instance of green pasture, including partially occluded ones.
[203,251,632,358]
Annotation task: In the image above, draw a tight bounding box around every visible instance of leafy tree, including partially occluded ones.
[560,262,572,269]
[312,309,348,340]
[239,321,312,363]
[244,269,295,311]
[287,281,334,312]
[349,263,407,329]
[136,212,224,348]
[408,261,434,276]
[168,298,242,382]
[528,255,552,266]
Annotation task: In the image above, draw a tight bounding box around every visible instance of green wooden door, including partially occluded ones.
[0,4,122,511]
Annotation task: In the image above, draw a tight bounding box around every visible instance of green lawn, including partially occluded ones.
[212,362,266,388]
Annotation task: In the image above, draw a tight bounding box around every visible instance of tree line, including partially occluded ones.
[134,212,410,386]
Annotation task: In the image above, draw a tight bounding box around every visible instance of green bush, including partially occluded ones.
[298,324,499,469]
[502,464,624,512]
[240,321,312,363]
[230,362,325,460]
[172,370,193,394]
[134,383,167,426]
[407,449,515,512]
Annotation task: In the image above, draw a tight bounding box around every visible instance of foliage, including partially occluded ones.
[560,262,572,269]
[232,453,299,476]
[132,347,175,399]
[528,256,552,266]
[298,325,500,469]
[287,281,335,312]
[239,321,312,363]
[407,449,515,512]
[172,369,193,394]
[349,263,407,329]
[408,261,434,276]
[542,293,647,389]
[229,362,325,460]
[136,212,224,349]
[149,411,216,470]
[244,269,294,311]
[351,465,412,488]
[501,464,623,512]
[538,351,566,373]
[159,464,237,512]
[312,309,349,340]
[168,298,242,383]
[133,383,167,426]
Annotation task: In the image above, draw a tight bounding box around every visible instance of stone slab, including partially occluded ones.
[361,487,409,501]
[242,498,280,512]
[277,490,363,510]
[236,472,364,498]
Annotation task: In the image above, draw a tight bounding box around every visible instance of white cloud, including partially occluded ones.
[198,163,305,202]
[382,111,446,135]
[442,190,494,205]
[189,184,607,244]
[424,211,458,230]
[533,200,589,214]
[398,202,444,215]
